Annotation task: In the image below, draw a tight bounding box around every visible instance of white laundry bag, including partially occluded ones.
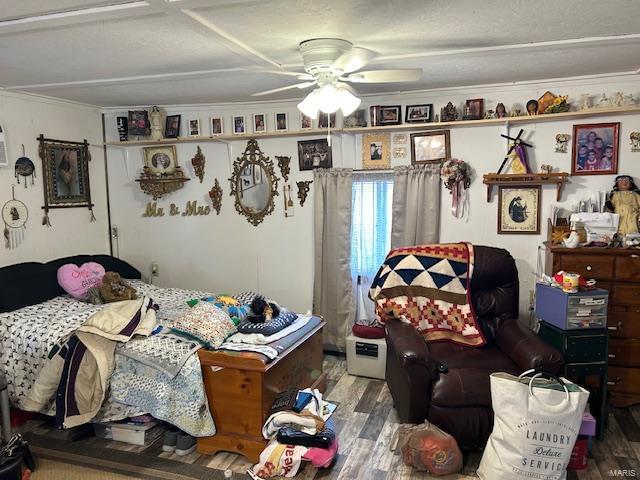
[477,370,589,480]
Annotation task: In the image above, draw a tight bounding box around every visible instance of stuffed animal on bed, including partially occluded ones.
[247,295,281,323]
[99,271,138,303]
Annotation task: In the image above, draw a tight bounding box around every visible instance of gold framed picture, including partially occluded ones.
[143,145,178,175]
[410,130,450,164]
[362,133,390,169]
[498,185,541,234]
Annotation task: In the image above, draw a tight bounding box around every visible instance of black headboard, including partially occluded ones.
[0,255,141,313]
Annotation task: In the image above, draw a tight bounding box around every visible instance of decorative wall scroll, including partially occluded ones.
[2,185,28,249]
[296,180,312,207]
[38,134,94,226]
[137,145,189,200]
[191,146,205,183]
[208,179,222,215]
[276,156,291,181]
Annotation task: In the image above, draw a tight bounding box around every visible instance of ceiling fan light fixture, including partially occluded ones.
[297,82,361,118]
[337,88,361,116]
[297,91,320,119]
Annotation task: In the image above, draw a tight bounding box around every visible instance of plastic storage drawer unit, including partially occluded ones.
[535,283,608,330]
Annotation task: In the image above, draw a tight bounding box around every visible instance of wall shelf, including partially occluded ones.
[483,172,570,201]
[105,105,640,147]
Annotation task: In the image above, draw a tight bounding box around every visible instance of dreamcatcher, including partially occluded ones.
[2,185,28,249]
[14,144,36,187]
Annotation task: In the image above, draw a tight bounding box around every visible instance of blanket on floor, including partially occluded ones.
[369,243,486,347]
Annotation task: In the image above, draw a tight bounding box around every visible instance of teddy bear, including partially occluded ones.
[99,271,138,303]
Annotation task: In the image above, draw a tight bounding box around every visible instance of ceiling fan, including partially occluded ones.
[252,38,422,117]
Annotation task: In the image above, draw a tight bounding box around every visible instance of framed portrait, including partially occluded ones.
[233,115,246,135]
[297,139,332,171]
[275,112,288,132]
[143,145,178,175]
[343,109,367,128]
[318,112,336,129]
[188,119,200,137]
[164,115,181,138]
[300,113,313,130]
[39,137,92,211]
[210,117,223,136]
[463,99,483,120]
[127,110,150,136]
[571,122,620,175]
[379,105,402,125]
[362,133,390,169]
[498,185,541,234]
[410,130,450,164]
[253,113,266,133]
[405,104,433,123]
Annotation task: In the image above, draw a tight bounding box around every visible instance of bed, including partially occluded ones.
[0,254,325,458]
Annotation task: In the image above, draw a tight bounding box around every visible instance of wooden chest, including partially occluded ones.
[548,247,640,407]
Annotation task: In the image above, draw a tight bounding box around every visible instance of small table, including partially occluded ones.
[538,321,608,439]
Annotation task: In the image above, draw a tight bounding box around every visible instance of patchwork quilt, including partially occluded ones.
[369,243,486,347]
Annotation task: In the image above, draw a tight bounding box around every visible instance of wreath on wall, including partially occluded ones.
[440,159,471,219]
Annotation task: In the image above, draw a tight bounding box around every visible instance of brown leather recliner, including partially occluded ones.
[384,245,563,450]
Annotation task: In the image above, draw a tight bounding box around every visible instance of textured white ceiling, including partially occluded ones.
[1,0,639,106]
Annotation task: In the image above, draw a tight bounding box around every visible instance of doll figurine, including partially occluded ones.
[605,175,640,236]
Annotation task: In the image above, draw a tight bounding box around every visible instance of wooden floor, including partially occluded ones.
[20,356,640,479]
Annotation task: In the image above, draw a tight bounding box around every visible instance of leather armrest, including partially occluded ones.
[495,319,564,374]
[385,319,437,378]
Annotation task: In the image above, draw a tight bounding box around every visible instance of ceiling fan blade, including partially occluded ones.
[332,47,377,74]
[345,69,422,83]
[251,81,316,97]
[259,69,314,80]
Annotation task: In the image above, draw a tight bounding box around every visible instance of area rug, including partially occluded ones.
[32,457,139,480]
[24,432,246,480]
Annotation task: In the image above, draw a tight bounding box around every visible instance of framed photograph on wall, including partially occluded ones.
[164,114,181,138]
[275,112,288,132]
[297,139,332,171]
[405,104,433,123]
[571,122,620,175]
[40,137,92,209]
[300,113,313,130]
[410,130,450,164]
[498,185,541,234]
[188,119,200,137]
[379,105,402,125]
[362,133,390,169]
[210,117,223,136]
[463,99,484,120]
[253,113,266,133]
[232,115,246,135]
[143,145,178,175]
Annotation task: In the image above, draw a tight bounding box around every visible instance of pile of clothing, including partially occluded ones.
[251,389,338,478]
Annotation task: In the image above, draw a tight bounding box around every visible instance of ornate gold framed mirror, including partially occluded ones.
[229,139,279,226]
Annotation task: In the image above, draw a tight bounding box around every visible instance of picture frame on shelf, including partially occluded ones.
[188,119,200,137]
[378,105,402,125]
[410,130,450,164]
[405,104,433,123]
[463,99,483,120]
[343,109,367,128]
[143,145,178,175]
[297,139,332,171]
[253,113,267,133]
[362,133,390,169]
[498,185,541,234]
[318,112,336,129]
[210,117,223,136]
[300,113,313,130]
[127,110,150,136]
[233,115,246,135]
[275,112,288,132]
[164,114,181,138]
[571,122,620,175]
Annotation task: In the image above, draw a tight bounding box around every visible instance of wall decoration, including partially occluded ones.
[392,133,407,144]
[393,147,407,159]
[405,104,433,123]
[116,116,128,141]
[2,185,28,249]
[495,103,507,118]
[253,113,267,133]
[276,156,291,181]
[537,91,557,114]
[440,159,471,219]
[463,99,483,120]
[283,185,294,218]
[188,119,200,137]
[142,200,211,218]
[410,130,450,164]
[208,179,222,215]
[14,145,36,188]
[233,115,246,134]
[631,132,640,152]
[318,112,336,129]
[296,180,312,207]
[275,112,288,132]
[543,95,570,114]
[440,102,457,122]
[38,135,94,226]
[0,124,7,167]
[128,109,151,137]
[525,99,539,116]
[191,146,205,183]
[300,113,313,130]
[137,145,189,200]
[379,105,402,125]
[554,134,570,153]
[298,139,332,170]
[343,109,367,128]
[210,117,224,136]
[572,122,619,175]
[362,133,390,169]
[497,129,532,174]
[164,114,181,138]
[498,185,541,234]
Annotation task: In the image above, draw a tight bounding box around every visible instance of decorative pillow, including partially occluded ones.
[171,302,236,348]
[187,295,250,325]
[352,324,385,339]
[237,311,298,336]
[57,262,106,299]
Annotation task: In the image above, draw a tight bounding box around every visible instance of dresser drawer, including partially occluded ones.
[608,306,640,338]
[607,366,640,395]
[565,334,608,363]
[612,284,640,305]
[559,255,614,280]
[608,339,640,367]
[615,254,640,281]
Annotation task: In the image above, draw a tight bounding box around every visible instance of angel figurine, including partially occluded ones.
[605,175,640,236]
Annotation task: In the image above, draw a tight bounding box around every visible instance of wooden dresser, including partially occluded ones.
[548,247,640,407]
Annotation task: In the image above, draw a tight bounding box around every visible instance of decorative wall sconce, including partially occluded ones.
[297,180,312,206]
[191,146,205,183]
[208,179,222,215]
[276,156,291,182]
[554,134,570,153]
[631,132,640,152]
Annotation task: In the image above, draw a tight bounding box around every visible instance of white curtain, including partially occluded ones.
[313,168,353,349]
[391,164,441,248]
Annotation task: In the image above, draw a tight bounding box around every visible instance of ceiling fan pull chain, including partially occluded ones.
[327,122,331,147]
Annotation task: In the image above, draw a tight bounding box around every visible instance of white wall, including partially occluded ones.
[0,91,109,267]
[103,74,640,316]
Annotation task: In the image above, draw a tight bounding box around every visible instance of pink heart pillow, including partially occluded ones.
[57,262,106,299]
